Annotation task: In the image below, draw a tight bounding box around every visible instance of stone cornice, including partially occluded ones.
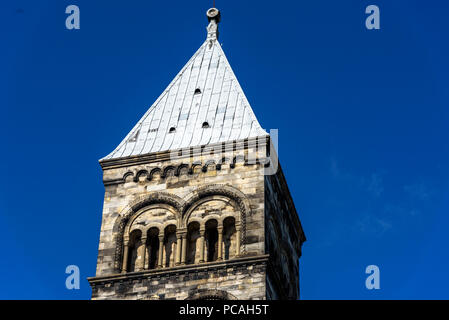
[88,254,269,286]
[99,136,270,170]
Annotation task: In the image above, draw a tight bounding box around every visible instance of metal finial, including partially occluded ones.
[206,7,221,23]
[206,8,220,44]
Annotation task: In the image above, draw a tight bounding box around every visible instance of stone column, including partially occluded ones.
[136,238,146,271]
[181,233,187,265]
[145,244,150,270]
[217,227,223,261]
[141,237,147,271]
[158,236,164,268]
[175,232,182,265]
[199,229,205,263]
[122,240,129,273]
[235,227,241,256]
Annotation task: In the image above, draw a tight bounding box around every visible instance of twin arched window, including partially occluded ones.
[122,216,240,273]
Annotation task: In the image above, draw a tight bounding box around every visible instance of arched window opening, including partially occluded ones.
[205,219,218,262]
[127,230,142,272]
[164,225,177,268]
[186,222,200,264]
[192,164,202,174]
[164,167,175,178]
[223,217,236,260]
[194,88,202,95]
[186,289,238,300]
[146,227,160,270]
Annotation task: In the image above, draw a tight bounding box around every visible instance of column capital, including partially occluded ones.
[176,231,187,238]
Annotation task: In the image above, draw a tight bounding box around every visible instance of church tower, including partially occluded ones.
[88,8,306,300]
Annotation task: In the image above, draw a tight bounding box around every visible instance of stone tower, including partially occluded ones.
[88,8,306,300]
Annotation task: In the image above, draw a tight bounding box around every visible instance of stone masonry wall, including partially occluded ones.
[90,146,267,300]
[91,256,267,300]
[264,164,305,300]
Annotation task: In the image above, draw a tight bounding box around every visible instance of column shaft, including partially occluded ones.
[140,238,147,270]
[235,229,241,256]
[217,228,223,260]
[158,237,164,268]
[199,231,205,263]
[181,234,187,265]
[122,243,129,273]
[175,235,182,265]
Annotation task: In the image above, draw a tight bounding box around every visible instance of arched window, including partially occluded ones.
[223,217,236,260]
[205,219,218,262]
[146,227,160,270]
[164,225,177,267]
[127,230,142,272]
[186,222,200,264]
[186,289,238,300]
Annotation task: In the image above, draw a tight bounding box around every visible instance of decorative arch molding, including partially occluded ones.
[112,184,251,273]
[129,192,184,213]
[112,192,185,272]
[182,184,251,253]
[201,214,222,227]
[186,289,238,300]
[182,184,250,214]
[182,195,238,227]
[175,163,189,176]
[107,157,262,186]
[149,168,163,180]
[163,165,176,178]
[126,203,178,236]
[186,217,202,227]
[123,171,134,182]
[134,169,149,182]
[203,160,218,173]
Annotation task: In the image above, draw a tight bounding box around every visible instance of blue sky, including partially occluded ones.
[0,1,448,299]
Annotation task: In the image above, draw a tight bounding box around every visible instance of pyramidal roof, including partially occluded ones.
[102,8,267,161]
